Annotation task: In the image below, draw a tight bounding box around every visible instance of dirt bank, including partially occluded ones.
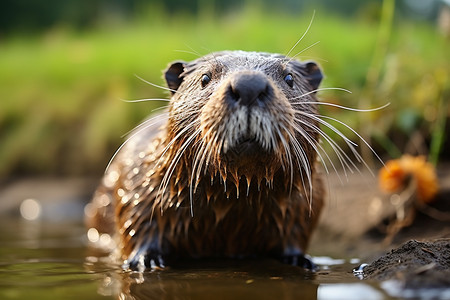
[362,239,450,288]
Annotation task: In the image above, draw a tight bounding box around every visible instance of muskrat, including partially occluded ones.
[86,50,325,271]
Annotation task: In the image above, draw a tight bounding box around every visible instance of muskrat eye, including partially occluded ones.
[201,74,211,87]
[284,73,294,87]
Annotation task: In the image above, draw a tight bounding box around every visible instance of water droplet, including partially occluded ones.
[84,203,95,218]
[99,233,112,246]
[104,170,119,188]
[87,228,100,243]
[121,194,130,204]
[124,220,132,229]
[98,194,110,207]
[350,258,361,264]
[20,198,41,221]
[353,263,368,279]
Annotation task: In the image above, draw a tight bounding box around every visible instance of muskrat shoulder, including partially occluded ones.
[86,50,324,271]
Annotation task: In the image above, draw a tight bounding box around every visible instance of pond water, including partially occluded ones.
[0,188,406,300]
[0,216,401,300]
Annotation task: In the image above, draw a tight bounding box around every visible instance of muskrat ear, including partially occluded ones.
[164,61,186,94]
[296,61,323,91]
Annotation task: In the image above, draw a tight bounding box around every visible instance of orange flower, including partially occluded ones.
[379,155,439,203]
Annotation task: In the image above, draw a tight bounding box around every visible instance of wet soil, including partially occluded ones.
[362,239,450,288]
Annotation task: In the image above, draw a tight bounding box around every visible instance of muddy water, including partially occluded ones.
[0,215,398,300]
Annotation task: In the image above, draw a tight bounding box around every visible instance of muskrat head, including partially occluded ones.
[164,51,323,188]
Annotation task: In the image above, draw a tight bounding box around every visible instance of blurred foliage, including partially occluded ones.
[2,0,440,35]
[0,2,449,177]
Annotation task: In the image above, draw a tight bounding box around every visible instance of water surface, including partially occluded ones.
[0,203,396,300]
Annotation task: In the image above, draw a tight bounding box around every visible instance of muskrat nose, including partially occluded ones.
[229,71,271,107]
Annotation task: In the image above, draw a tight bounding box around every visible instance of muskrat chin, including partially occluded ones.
[223,135,273,156]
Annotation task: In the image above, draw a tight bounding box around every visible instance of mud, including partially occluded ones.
[363,239,450,288]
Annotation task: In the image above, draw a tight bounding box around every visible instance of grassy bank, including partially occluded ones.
[0,6,448,177]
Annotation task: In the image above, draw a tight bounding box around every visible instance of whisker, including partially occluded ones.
[292,123,330,175]
[120,112,169,139]
[285,129,313,208]
[175,48,203,58]
[290,87,352,101]
[294,117,356,180]
[134,74,177,93]
[292,88,388,173]
[288,41,321,64]
[194,127,218,182]
[204,133,221,174]
[319,114,385,168]
[277,126,292,171]
[297,101,391,113]
[286,10,316,57]
[134,74,193,98]
[105,116,168,173]
[150,106,169,115]
[280,129,295,195]
[290,55,329,63]
[155,119,200,172]
[298,113,359,158]
[172,103,200,114]
[189,141,206,216]
[120,98,170,103]
[299,112,357,147]
[297,111,381,176]
[192,135,211,189]
[158,128,202,210]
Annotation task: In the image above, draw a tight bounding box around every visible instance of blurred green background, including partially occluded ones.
[0,0,449,179]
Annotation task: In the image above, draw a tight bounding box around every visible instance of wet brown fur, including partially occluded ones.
[87,51,324,269]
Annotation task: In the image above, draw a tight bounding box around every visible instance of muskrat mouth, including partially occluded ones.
[227,136,266,157]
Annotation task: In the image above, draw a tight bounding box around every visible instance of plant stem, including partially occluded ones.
[359,0,395,165]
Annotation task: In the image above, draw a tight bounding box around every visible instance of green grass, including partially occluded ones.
[0,6,448,176]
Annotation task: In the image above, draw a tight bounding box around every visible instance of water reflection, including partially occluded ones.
[86,256,400,300]
[88,259,320,300]
[318,283,385,300]
[19,198,42,221]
